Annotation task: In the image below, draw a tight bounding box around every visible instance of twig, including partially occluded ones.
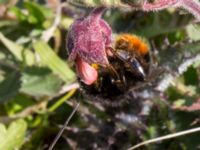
[48,101,80,150]
[58,82,80,95]
[180,0,200,21]
[67,0,131,9]
[48,89,77,112]
[0,60,19,71]
[41,0,62,42]
[11,101,47,119]
[127,126,200,150]
[120,0,200,22]
[139,0,200,22]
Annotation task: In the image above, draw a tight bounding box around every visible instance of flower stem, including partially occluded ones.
[180,0,200,21]
[48,89,77,112]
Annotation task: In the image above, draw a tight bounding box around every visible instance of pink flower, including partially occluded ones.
[75,57,98,85]
[66,6,112,85]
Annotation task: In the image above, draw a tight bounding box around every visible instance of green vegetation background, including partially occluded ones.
[0,0,200,150]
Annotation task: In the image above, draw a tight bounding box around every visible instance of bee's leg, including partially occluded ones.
[106,46,115,57]
[107,64,120,80]
[110,68,128,92]
[119,69,128,91]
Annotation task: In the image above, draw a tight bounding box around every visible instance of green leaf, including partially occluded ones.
[9,6,27,22]
[0,20,16,28]
[186,24,200,41]
[0,119,27,150]
[0,32,35,66]
[33,41,75,83]
[183,66,199,86]
[181,42,200,54]
[20,67,62,97]
[0,72,21,103]
[173,99,186,107]
[24,1,53,24]
[0,0,6,4]
[5,94,34,116]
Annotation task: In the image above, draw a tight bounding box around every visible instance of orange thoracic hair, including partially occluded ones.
[115,34,149,56]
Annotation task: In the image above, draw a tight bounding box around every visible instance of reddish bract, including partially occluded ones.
[67,6,112,66]
[75,57,98,85]
[66,6,112,85]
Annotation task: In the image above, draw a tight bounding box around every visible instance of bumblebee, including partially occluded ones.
[80,33,151,99]
[113,34,150,81]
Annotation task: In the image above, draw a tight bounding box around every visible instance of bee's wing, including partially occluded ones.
[129,58,146,81]
[111,49,146,80]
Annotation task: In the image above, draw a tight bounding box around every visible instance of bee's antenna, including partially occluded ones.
[48,101,80,150]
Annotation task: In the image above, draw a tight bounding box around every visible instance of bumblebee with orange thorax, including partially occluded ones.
[81,33,151,99]
[113,34,150,81]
